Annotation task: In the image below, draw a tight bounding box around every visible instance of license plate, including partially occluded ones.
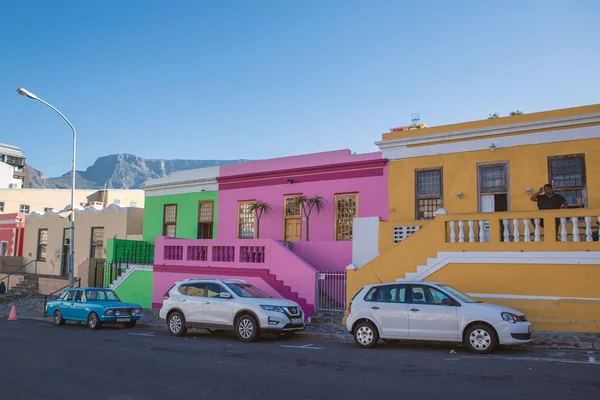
[117,318,130,322]
[291,318,303,325]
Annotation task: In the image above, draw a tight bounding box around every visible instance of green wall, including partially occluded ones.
[143,191,219,243]
[114,270,153,308]
[106,238,154,263]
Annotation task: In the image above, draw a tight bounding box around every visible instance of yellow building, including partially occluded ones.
[348,104,600,333]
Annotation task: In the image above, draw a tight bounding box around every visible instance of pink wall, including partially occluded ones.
[220,149,382,177]
[290,241,351,271]
[0,213,25,256]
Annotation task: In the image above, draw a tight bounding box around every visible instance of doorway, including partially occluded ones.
[478,163,509,242]
[283,196,302,242]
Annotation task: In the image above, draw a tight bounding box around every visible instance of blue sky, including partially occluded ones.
[1,1,599,177]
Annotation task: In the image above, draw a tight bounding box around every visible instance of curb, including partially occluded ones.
[4,314,598,351]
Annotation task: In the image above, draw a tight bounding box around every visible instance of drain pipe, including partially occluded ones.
[15,216,22,259]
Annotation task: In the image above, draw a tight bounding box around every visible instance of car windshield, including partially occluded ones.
[226,283,272,298]
[85,289,120,301]
[437,284,477,303]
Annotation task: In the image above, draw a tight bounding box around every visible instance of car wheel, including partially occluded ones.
[53,310,65,326]
[465,324,498,354]
[124,321,137,329]
[87,313,101,330]
[236,314,259,342]
[353,321,379,349]
[167,311,187,337]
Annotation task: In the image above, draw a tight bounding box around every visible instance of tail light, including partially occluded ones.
[163,291,171,300]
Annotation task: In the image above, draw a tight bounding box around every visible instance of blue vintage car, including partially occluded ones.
[45,288,143,330]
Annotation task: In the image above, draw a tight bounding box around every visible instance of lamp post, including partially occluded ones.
[17,88,76,288]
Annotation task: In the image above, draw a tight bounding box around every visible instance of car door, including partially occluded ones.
[179,283,205,323]
[364,284,409,339]
[70,290,88,322]
[201,283,235,327]
[60,289,76,319]
[408,284,459,341]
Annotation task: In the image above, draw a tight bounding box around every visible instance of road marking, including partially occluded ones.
[280,343,322,350]
[37,323,53,327]
[129,332,155,337]
[457,355,599,366]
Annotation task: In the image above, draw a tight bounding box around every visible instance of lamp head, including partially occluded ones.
[16,88,38,100]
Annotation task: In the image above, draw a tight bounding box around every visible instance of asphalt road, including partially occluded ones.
[0,319,598,400]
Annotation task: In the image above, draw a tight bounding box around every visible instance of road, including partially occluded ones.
[0,319,598,400]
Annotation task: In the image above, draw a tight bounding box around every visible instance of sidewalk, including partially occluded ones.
[2,295,598,351]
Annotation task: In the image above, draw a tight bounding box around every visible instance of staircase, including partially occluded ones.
[0,275,39,304]
[264,271,314,317]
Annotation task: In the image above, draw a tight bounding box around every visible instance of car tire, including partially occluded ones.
[53,310,66,326]
[87,313,101,330]
[353,321,379,349]
[235,314,259,342]
[167,311,187,337]
[124,321,137,329]
[465,324,498,354]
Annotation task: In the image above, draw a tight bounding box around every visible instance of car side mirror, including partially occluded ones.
[219,292,232,299]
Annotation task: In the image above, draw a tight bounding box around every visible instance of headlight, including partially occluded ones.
[501,312,518,323]
[105,309,114,316]
[260,305,285,312]
[132,308,142,316]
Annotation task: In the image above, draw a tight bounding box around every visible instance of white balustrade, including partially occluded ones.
[523,219,531,242]
[571,217,580,242]
[560,217,568,242]
[512,219,520,242]
[584,217,593,242]
[468,220,475,242]
[478,220,485,242]
[503,220,510,242]
[534,219,541,242]
[449,221,456,243]
[458,221,465,243]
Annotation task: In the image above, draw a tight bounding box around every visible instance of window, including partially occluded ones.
[0,202,4,212]
[75,290,84,302]
[65,290,75,301]
[130,201,137,207]
[19,204,30,214]
[197,201,214,239]
[37,229,48,261]
[479,164,508,194]
[410,285,454,306]
[548,154,586,208]
[185,283,206,297]
[238,202,255,239]
[335,194,358,241]
[415,169,443,220]
[205,283,226,298]
[90,227,104,258]
[44,207,52,212]
[163,204,177,237]
[178,285,188,295]
[364,285,407,303]
[285,196,301,217]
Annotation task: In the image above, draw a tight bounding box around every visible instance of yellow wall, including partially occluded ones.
[387,138,600,221]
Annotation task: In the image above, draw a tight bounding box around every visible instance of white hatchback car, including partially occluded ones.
[346,282,532,353]
[160,278,305,342]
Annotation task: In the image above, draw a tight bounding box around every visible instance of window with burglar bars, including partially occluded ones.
[37,229,48,261]
[90,227,104,258]
[335,194,357,241]
[285,196,301,217]
[548,154,587,208]
[415,169,443,220]
[479,164,508,193]
[238,202,255,239]
[163,204,177,237]
[197,201,214,239]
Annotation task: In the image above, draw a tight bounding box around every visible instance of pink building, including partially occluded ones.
[151,150,388,317]
[0,213,25,257]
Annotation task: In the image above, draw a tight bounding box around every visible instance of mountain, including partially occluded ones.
[26,154,248,189]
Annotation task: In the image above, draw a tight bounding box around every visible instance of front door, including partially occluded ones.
[60,289,76,319]
[71,289,87,322]
[365,284,409,339]
[181,283,206,323]
[284,218,302,242]
[408,285,459,340]
[201,283,234,327]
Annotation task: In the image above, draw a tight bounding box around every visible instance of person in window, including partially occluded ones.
[530,184,568,209]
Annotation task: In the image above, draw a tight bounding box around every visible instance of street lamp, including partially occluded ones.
[17,88,77,288]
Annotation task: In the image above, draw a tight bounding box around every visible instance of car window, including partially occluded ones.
[186,283,207,297]
[58,290,69,300]
[205,283,226,298]
[364,285,407,303]
[65,290,75,301]
[75,290,84,302]
[178,285,188,295]
[411,285,452,305]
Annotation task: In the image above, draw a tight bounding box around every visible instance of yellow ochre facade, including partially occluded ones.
[349,104,600,333]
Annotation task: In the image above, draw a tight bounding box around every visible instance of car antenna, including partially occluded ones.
[372,270,383,284]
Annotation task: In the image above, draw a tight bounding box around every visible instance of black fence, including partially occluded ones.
[92,259,127,288]
[112,240,154,265]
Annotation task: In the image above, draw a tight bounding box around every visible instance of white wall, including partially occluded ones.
[351,217,380,268]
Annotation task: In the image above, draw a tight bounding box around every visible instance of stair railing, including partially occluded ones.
[0,260,38,293]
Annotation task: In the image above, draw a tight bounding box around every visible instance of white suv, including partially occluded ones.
[160,278,305,342]
[346,281,532,354]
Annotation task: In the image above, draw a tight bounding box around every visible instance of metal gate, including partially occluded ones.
[92,259,127,288]
[315,271,346,312]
